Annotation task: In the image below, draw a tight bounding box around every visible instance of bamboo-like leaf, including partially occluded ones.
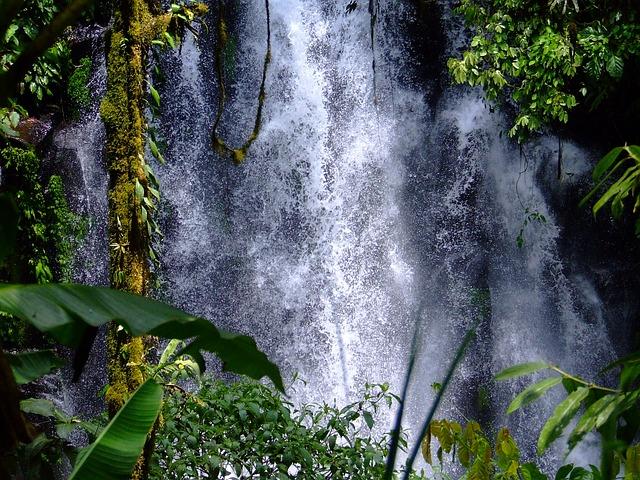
[69,378,163,480]
[7,349,65,384]
[592,167,639,216]
[537,387,589,454]
[164,31,175,49]
[568,394,620,451]
[593,147,624,181]
[507,377,563,414]
[495,361,549,381]
[148,138,165,164]
[149,84,160,107]
[402,323,478,479]
[134,178,144,201]
[627,146,640,162]
[0,284,284,391]
[579,159,629,209]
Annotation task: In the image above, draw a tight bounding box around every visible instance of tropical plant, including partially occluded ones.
[421,419,549,480]
[66,56,92,118]
[0,283,283,479]
[151,378,418,479]
[0,0,70,106]
[580,145,640,237]
[447,0,640,141]
[420,417,612,480]
[495,354,640,480]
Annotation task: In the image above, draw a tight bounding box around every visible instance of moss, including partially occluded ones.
[105,324,145,415]
[101,3,207,475]
[67,56,92,118]
[45,175,88,282]
[0,147,83,285]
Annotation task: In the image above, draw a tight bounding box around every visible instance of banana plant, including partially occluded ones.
[0,286,284,480]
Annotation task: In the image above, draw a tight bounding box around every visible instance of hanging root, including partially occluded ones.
[212,0,271,165]
[369,0,378,103]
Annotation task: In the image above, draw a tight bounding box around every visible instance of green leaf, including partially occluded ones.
[592,147,624,181]
[537,387,590,454]
[556,464,575,480]
[520,463,548,480]
[9,110,19,127]
[363,411,374,429]
[149,138,165,164]
[149,84,160,107]
[626,146,640,162]
[159,339,182,366]
[605,55,624,79]
[69,378,163,480]
[0,284,284,391]
[7,349,65,384]
[4,24,19,42]
[495,362,549,381]
[627,445,640,477]
[20,398,67,421]
[134,178,144,201]
[568,394,621,451]
[507,377,563,414]
[164,31,176,49]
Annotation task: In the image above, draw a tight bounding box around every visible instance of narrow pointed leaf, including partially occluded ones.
[593,147,624,181]
[149,84,160,107]
[507,377,562,414]
[626,145,640,162]
[496,361,549,381]
[568,394,620,451]
[69,378,163,480]
[537,387,589,454]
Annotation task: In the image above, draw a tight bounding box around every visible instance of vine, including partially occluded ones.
[211,0,271,165]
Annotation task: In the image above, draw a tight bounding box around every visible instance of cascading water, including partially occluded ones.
[51,29,109,421]
[50,0,638,473]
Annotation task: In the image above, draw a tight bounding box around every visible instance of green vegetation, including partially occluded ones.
[580,145,640,237]
[448,0,640,141]
[1,0,70,106]
[0,282,283,479]
[0,146,84,285]
[1,2,639,480]
[67,56,92,118]
[496,355,640,479]
[447,0,640,236]
[152,379,412,479]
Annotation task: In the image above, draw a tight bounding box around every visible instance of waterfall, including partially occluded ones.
[51,29,109,422]
[47,0,638,472]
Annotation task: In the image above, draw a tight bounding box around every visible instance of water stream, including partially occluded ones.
[52,0,639,472]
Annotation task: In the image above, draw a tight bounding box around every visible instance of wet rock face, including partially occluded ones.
[15,115,54,146]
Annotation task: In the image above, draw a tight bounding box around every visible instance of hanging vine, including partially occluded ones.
[211,0,271,165]
[368,0,379,102]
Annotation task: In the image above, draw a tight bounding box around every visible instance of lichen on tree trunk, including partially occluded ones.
[100,0,168,477]
[100,1,207,477]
